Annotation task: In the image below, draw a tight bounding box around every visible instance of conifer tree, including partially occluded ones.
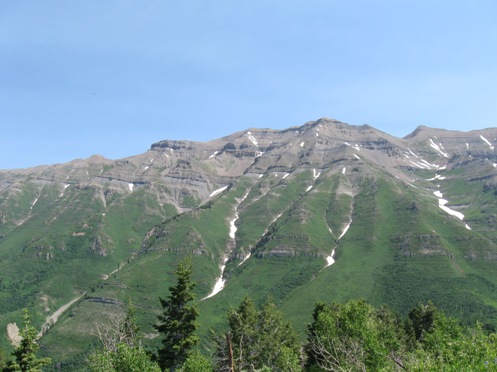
[155,256,199,371]
[3,309,51,372]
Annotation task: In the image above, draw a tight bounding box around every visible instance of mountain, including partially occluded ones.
[1,118,497,365]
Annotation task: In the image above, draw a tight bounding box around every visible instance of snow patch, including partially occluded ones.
[480,135,495,150]
[354,154,361,160]
[255,151,265,158]
[306,185,313,192]
[144,166,149,170]
[342,167,346,175]
[408,148,420,158]
[209,151,219,159]
[202,258,228,300]
[466,143,470,149]
[210,185,228,198]
[338,220,352,240]
[128,183,134,192]
[313,169,321,180]
[410,161,430,170]
[60,184,70,197]
[238,253,251,266]
[300,142,305,147]
[247,131,259,146]
[229,214,238,240]
[419,159,439,169]
[433,190,443,198]
[429,139,449,158]
[282,173,290,179]
[426,174,446,181]
[438,199,465,220]
[493,163,497,168]
[465,224,472,230]
[433,191,465,220]
[326,249,336,267]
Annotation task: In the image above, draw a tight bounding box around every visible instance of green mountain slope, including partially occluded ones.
[1,118,497,366]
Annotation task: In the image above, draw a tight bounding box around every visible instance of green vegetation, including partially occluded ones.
[156,257,199,371]
[215,297,300,371]
[3,125,497,370]
[2,309,51,372]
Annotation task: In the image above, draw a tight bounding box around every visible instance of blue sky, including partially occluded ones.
[1,1,496,169]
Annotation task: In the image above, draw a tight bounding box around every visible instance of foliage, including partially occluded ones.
[178,350,213,372]
[305,299,402,371]
[87,298,160,372]
[155,256,199,371]
[3,309,51,372]
[87,343,160,372]
[306,299,497,371]
[216,297,300,371]
[121,299,140,347]
[403,313,497,371]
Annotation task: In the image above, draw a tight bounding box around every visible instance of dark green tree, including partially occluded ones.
[121,299,140,347]
[3,309,51,372]
[156,256,199,371]
[405,301,439,345]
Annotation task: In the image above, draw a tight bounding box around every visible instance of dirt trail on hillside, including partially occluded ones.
[37,292,86,338]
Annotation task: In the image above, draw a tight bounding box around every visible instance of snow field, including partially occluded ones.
[209,185,228,198]
[480,135,495,150]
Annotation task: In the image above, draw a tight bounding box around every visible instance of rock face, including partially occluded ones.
[2,118,497,359]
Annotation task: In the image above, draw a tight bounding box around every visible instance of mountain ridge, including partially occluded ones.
[1,118,497,366]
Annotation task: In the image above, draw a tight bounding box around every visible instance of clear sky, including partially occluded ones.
[1,1,496,169]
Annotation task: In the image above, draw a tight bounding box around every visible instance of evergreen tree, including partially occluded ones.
[156,256,199,371]
[3,309,51,372]
[121,299,140,347]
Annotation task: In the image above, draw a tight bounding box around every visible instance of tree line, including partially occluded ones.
[3,256,497,371]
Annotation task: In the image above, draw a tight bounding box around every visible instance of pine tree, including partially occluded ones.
[3,309,51,372]
[155,256,199,371]
[121,299,140,347]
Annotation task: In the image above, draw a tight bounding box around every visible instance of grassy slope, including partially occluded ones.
[11,160,497,365]
[0,181,175,353]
